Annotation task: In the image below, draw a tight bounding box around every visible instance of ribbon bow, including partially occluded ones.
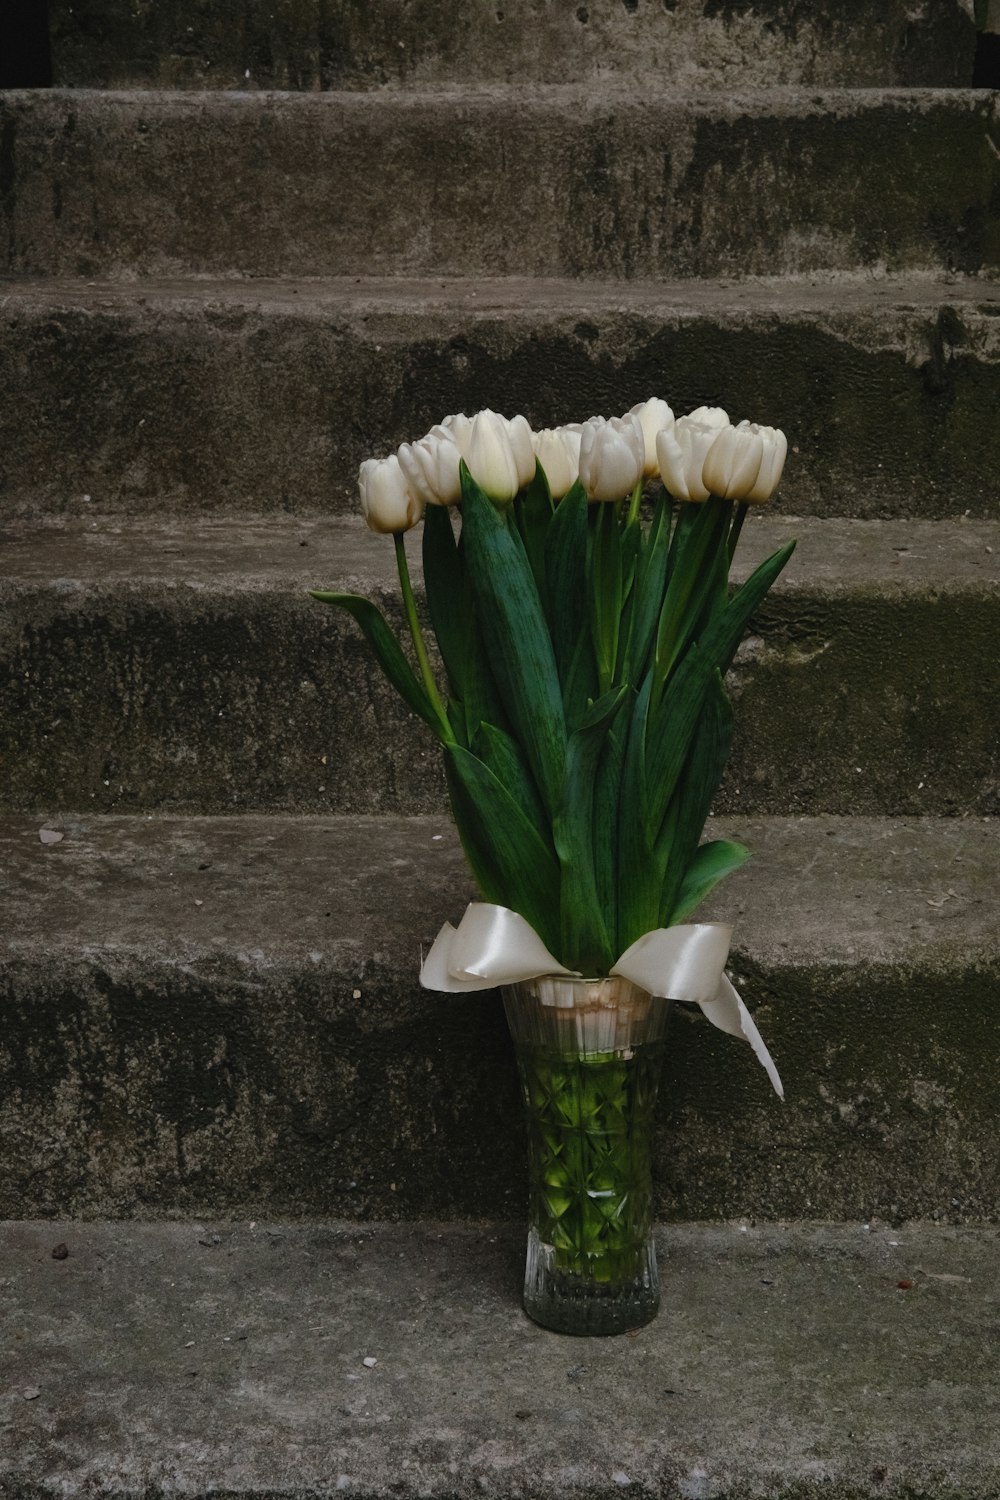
[420,902,782,1098]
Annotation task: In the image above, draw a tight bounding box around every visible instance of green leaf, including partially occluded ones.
[624,495,672,683]
[552,694,625,975]
[642,538,796,845]
[654,496,731,685]
[669,839,751,925]
[590,501,623,693]
[664,498,696,580]
[718,539,797,672]
[472,721,549,847]
[310,590,444,737]
[445,743,562,957]
[516,460,554,610]
[594,720,624,952]
[614,515,643,683]
[562,618,599,730]
[615,674,666,950]
[544,481,589,689]
[460,464,568,817]
[656,668,734,923]
[573,683,628,736]
[642,638,713,844]
[421,504,466,701]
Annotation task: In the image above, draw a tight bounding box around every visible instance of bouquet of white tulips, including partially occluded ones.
[313,400,792,979]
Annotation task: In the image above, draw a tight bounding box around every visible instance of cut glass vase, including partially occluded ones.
[502,975,672,1336]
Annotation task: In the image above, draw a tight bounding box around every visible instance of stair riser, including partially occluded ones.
[3,91,998,279]
[2,585,996,817]
[2,946,996,1222]
[47,0,977,92]
[3,289,1000,520]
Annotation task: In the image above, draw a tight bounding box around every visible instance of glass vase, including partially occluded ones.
[502,974,672,1336]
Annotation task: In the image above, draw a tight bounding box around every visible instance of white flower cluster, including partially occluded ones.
[358,400,787,534]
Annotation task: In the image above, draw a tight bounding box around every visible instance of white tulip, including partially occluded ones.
[578,414,645,502]
[703,422,765,501]
[741,422,788,502]
[506,414,537,490]
[439,412,473,454]
[656,414,731,502]
[532,426,581,499]
[358,455,424,534]
[627,398,675,478]
[686,405,730,430]
[464,408,521,503]
[398,427,463,507]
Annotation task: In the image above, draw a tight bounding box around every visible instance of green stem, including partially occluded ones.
[520,1043,661,1281]
[727,501,750,563]
[394,531,454,743]
[626,476,643,527]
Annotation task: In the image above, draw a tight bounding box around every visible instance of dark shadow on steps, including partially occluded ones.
[973,29,1000,86]
[0,0,52,87]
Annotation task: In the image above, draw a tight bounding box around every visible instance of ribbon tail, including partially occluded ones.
[701,974,784,1100]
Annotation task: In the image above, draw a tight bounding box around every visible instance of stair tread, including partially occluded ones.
[3,1217,1000,1498]
[5,268,999,311]
[3,811,996,969]
[3,512,998,595]
[11,81,997,104]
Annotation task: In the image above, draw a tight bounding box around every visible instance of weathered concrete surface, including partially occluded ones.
[2,89,998,279]
[3,275,1000,520]
[47,0,978,91]
[0,514,996,817]
[2,1220,999,1498]
[0,812,997,1221]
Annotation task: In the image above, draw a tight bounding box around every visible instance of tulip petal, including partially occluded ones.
[746,427,788,502]
[656,426,691,501]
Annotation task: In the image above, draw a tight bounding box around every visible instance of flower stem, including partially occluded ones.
[727,501,750,563]
[394,531,454,743]
[626,477,643,527]
[519,1041,660,1281]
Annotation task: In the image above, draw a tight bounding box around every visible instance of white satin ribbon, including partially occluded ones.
[421,901,783,1099]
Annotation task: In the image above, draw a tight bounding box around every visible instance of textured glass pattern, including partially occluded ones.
[504,976,671,1335]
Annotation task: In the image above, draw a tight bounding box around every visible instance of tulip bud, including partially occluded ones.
[465,408,521,503]
[627,398,675,478]
[686,405,730,430]
[439,412,474,453]
[506,414,537,490]
[656,414,731,503]
[398,427,463,507]
[702,422,765,501]
[358,455,424,534]
[532,425,581,499]
[578,414,644,502]
[741,422,788,502]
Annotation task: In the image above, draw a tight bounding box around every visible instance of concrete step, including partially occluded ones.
[2,88,998,280]
[4,1219,1000,1498]
[47,0,978,92]
[3,275,999,522]
[0,513,996,819]
[1,812,997,1221]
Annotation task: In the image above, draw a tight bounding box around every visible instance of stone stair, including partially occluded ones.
[1,1,999,1490]
[4,1220,1000,1498]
